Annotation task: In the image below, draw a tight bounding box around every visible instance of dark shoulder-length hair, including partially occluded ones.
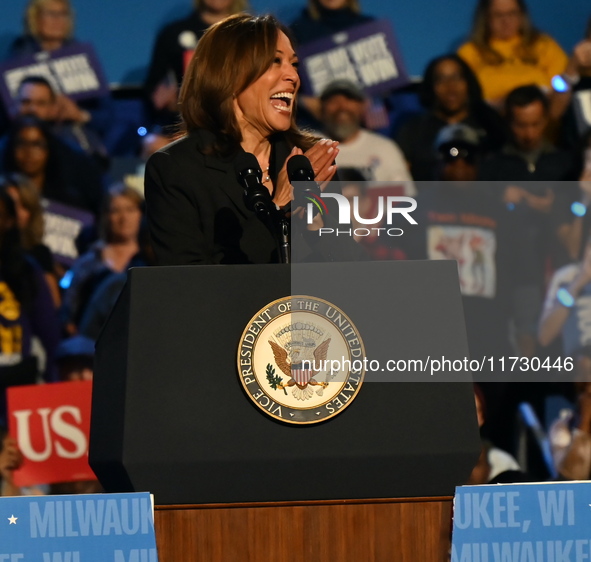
[179,13,317,156]
[3,172,44,249]
[420,53,484,109]
[468,0,541,65]
[0,180,37,312]
[3,115,60,184]
[421,53,507,149]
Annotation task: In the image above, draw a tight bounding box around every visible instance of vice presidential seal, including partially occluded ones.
[237,296,365,424]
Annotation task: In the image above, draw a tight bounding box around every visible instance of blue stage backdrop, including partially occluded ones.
[0,0,589,86]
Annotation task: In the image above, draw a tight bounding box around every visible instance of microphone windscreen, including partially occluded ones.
[287,154,314,182]
[235,152,261,178]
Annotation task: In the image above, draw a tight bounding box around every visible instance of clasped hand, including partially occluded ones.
[272,139,339,210]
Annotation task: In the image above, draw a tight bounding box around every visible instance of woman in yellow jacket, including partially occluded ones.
[458,0,568,114]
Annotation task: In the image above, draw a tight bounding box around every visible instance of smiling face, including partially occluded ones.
[234,31,299,139]
[321,94,364,142]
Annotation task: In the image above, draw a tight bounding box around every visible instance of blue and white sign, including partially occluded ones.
[296,20,410,98]
[0,492,158,562]
[42,198,95,266]
[0,43,110,117]
[452,482,591,561]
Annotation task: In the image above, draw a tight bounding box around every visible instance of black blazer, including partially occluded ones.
[145,129,366,265]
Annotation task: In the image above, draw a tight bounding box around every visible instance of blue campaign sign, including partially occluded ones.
[0,492,158,562]
[452,482,591,561]
[42,198,95,266]
[0,43,110,118]
[296,19,410,98]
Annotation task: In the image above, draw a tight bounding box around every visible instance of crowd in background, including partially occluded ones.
[0,0,590,491]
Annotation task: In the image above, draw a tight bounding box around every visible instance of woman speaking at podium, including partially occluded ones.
[145,13,356,265]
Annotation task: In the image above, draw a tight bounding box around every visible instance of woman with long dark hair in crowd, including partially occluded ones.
[0,179,60,422]
[2,116,102,214]
[4,173,60,306]
[3,117,58,195]
[397,53,506,181]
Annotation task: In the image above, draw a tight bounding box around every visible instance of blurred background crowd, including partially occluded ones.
[0,0,591,492]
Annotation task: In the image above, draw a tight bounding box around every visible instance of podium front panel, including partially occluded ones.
[91,261,479,504]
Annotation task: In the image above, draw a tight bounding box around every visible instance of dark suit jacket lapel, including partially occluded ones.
[191,129,251,218]
[190,129,292,217]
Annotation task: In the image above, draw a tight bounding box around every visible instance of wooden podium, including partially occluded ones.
[154,497,453,562]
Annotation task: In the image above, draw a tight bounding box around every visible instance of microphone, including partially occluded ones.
[235,152,272,217]
[235,152,290,263]
[287,154,321,211]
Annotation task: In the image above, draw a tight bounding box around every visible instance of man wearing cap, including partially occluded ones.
[435,124,481,182]
[403,124,524,341]
[55,335,95,382]
[401,122,527,452]
[319,79,414,195]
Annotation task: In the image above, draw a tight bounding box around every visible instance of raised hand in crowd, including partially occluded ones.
[0,435,24,497]
[503,185,554,213]
[548,19,591,125]
[151,82,179,113]
[555,143,591,261]
[579,245,591,287]
[53,94,91,124]
[572,39,591,72]
[539,241,591,348]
